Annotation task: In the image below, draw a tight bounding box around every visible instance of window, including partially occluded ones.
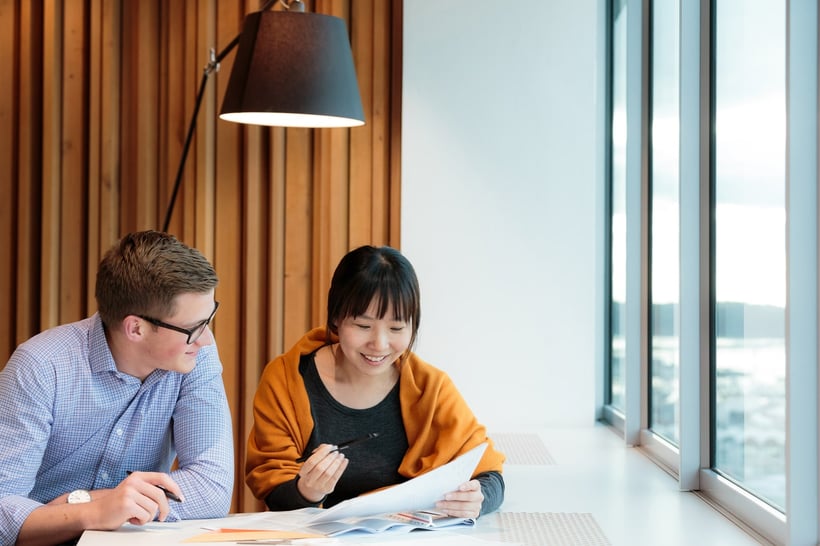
[603,0,818,541]
[608,0,628,413]
[648,0,681,446]
[711,0,786,511]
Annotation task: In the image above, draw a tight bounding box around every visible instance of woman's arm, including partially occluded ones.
[264,477,323,511]
[435,471,505,519]
[477,471,505,515]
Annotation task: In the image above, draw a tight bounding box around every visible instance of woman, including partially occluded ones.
[246,245,505,518]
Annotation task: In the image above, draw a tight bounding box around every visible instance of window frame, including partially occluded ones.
[601,0,819,543]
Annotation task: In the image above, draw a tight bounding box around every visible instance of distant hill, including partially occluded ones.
[611,301,784,338]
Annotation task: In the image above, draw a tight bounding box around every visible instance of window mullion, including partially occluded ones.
[785,0,819,542]
[624,0,648,446]
[678,0,707,492]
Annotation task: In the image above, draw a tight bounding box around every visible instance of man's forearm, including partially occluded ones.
[16,503,93,546]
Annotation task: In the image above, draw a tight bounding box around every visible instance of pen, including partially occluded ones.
[125,471,182,502]
[296,432,380,462]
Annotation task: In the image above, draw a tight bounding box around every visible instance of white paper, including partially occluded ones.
[308,442,487,524]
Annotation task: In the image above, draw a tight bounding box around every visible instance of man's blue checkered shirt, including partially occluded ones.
[0,314,234,544]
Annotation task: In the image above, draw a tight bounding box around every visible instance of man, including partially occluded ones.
[0,231,234,546]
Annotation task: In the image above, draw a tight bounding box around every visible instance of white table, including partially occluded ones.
[80,426,762,545]
[78,460,594,545]
[77,510,522,545]
[77,460,551,546]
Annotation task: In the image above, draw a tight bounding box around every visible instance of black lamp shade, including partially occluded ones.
[219,10,365,128]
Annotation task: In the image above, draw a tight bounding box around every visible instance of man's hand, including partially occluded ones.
[112,471,183,525]
[16,471,183,546]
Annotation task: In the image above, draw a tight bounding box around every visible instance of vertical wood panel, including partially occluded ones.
[0,0,403,512]
[240,123,270,513]
[98,0,120,251]
[139,1,160,231]
[0,0,16,355]
[87,0,102,308]
[15,0,43,346]
[40,0,63,329]
[118,0,136,232]
[283,129,314,347]
[268,128,286,363]
[349,0,375,248]
[370,0,391,244]
[59,0,88,322]
[87,0,121,308]
[313,131,350,323]
[160,0,193,237]
[388,0,403,248]
[251,126,286,513]
[194,0,216,255]
[159,1,177,237]
[120,0,158,233]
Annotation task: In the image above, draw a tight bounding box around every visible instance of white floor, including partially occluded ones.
[493,425,764,545]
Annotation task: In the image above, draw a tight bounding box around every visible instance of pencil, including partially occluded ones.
[125,470,182,502]
[296,432,380,462]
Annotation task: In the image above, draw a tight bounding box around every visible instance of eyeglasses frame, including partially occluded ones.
[137,301,220,344]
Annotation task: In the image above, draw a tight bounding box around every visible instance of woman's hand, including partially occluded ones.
[435,479,484,518]
[297,444,349,503]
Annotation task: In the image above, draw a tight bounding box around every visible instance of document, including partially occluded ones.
[308,442,488,524]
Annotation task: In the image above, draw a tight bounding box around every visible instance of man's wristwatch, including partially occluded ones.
[67,489,92,504]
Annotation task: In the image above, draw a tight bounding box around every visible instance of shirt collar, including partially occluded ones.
[89,313,169,383]
[89,313,119,375]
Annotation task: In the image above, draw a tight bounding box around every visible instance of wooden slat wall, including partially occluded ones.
[0,0,402,514]
[0,0,15,355]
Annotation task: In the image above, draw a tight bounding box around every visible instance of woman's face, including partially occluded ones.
[335,298,412,378]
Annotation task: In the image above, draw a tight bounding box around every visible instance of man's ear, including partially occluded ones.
[122,316,145,342]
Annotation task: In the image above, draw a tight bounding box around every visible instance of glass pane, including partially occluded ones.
[712,0,786,511]
[609,0,628,411]
[649,0,680,445]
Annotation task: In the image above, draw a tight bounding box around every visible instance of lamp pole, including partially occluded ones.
[162,0,286,233]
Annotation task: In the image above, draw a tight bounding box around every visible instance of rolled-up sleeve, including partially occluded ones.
[0,347,55,545]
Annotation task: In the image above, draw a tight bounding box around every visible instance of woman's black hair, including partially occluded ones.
[326,245,421,349]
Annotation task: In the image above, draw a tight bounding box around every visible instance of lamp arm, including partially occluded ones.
[161,0,282,232]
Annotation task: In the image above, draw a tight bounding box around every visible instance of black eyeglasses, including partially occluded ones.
[138,301,220,344]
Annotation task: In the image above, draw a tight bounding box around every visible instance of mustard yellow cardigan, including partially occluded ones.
[245,326,505,500]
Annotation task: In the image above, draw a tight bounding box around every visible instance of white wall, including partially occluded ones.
[401,1,604,430]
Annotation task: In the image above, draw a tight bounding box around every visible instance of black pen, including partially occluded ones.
[125,470,182,502]
[296,432,380,463]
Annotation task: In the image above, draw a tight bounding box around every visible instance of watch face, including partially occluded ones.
[67,489,92,504]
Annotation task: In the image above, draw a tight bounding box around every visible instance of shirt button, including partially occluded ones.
[116,428,123,436]
[100,471,109,480]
